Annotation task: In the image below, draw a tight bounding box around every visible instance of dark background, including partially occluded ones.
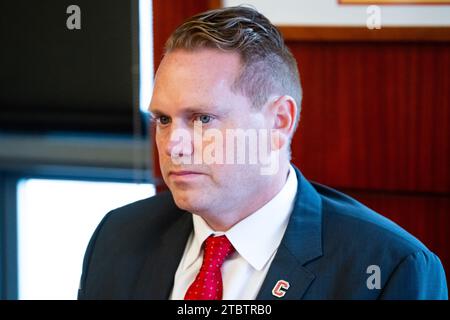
[0,0,136,134]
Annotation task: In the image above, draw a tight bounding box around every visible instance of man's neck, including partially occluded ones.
[199,163,291,232]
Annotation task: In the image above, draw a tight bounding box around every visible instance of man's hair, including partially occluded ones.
[165,6,302,129]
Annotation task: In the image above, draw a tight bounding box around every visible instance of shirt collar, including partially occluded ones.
[184,165,298,271]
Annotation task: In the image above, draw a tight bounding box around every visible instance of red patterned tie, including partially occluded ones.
[184,235,235,300]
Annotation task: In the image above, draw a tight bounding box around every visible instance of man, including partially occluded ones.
[78,6,448,299]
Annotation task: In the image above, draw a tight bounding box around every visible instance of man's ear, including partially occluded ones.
[269,95,297,150]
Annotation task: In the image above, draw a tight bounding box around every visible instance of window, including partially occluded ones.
[17,178,154,300]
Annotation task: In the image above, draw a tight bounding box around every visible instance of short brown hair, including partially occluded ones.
[165,6,302,128]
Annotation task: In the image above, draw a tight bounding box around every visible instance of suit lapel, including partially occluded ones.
[256,167,323,300]
[256,244,316,299]
[132,208,193,299]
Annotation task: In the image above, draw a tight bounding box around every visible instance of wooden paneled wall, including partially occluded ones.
[289,41,450,280]
[152,0,450,284]
[292,42,449,193]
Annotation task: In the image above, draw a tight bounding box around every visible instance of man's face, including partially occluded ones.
[150,49,277,221]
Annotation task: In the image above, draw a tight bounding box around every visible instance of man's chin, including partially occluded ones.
[171,189,207,213]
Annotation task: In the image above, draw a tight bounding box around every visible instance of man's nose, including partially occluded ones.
[165,122,194,159]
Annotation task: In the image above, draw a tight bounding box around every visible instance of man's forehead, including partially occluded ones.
[157,48,242,80]
[150,83,224,113]
[163,48,241,64]
[149,49,248,115]
[149,104,221,116]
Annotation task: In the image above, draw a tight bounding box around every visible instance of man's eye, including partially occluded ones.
[196,115,212,124]
[158,116,170,125]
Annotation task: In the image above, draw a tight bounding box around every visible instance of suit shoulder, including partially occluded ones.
[311,181,429,256]
[85,191,187,262]
[78,191,190,299]
[100,191,184,235]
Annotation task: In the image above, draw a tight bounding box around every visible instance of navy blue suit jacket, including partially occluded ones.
[78,167,448,299]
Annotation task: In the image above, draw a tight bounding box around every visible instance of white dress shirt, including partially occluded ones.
[170,165,298,300]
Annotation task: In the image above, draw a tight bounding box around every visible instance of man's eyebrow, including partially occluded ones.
[149,105,225,116]
[182,106,219,114]
[148,109,167,117]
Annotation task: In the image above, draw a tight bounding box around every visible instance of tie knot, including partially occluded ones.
[201,235,235,271]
